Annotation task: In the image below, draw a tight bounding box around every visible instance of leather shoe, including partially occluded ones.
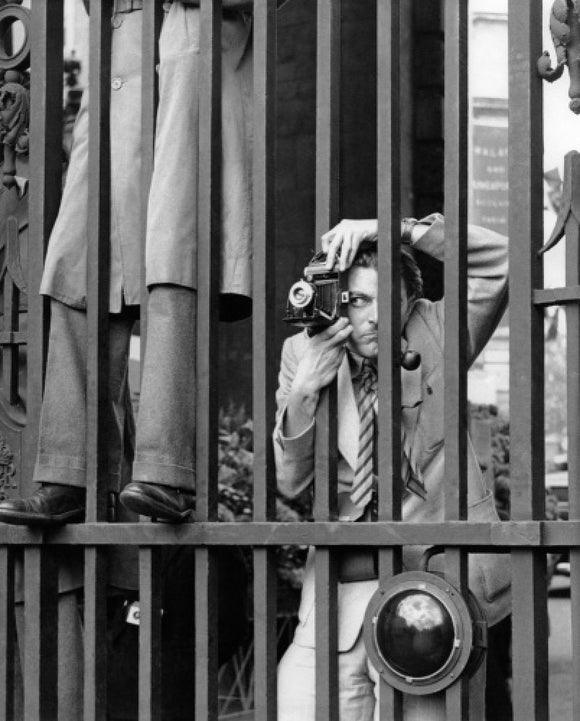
[119,482,195,523]
[0,484,85,526]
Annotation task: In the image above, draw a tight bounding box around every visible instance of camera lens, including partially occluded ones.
[288,281,314,308]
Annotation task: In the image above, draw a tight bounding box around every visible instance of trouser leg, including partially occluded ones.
[133,285,197,491]
[278,632,484,721]
[33,299,135,491]
[278,639,376,721]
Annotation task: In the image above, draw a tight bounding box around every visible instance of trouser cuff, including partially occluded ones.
[132,459,195,491]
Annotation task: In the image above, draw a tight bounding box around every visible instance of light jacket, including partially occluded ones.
[41,9,144,311]
[274,214,511,652]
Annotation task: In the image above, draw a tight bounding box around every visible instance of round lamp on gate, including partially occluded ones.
[363,570,487,696]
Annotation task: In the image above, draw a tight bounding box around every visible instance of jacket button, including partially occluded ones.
[111,77,123,91]
[426,385,433,395]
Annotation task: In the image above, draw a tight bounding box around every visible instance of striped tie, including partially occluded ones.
[350,360,378,509]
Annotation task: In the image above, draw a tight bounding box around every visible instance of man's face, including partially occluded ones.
[346,266,412,360]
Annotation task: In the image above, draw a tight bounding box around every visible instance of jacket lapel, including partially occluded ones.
[337,354,425,472]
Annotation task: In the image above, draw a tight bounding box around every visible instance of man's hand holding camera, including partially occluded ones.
[283,317,352,438]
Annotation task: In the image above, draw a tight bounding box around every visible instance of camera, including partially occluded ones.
[284,252,349,330]
[283,250,422,371]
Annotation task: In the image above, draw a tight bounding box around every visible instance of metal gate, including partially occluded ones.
[0,1,576,720]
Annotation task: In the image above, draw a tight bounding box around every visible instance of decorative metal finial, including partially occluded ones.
[537,0,580,114]
[0,4,30,189]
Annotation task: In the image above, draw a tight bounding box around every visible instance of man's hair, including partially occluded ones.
[351,239,424,300]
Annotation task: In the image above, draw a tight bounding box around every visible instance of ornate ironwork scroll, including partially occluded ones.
[538,0,580,114]
[0,2,32,497]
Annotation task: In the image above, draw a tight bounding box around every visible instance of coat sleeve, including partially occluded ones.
[273,334,317,499]
[411,213,508,364]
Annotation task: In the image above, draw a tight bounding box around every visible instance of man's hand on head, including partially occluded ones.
[322,219,378,272]
[321,217,431,272]
[283,318,352,438]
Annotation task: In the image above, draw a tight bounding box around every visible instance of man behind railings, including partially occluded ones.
[274,215,512,720]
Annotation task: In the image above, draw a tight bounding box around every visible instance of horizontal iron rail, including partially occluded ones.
[533,285,580,306]
[0,520,579,547]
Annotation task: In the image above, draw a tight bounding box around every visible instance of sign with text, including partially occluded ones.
[471,124,508,236]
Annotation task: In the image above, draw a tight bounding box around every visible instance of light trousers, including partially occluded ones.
[278,633,485,721]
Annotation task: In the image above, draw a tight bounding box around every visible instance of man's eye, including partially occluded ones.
[349,296,368,308]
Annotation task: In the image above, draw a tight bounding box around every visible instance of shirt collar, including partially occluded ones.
[348,346,422,407]
[348,349,376,380]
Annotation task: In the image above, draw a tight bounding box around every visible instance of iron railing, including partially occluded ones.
[0,1,577,720]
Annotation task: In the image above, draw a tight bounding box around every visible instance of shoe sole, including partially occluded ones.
[119,490,194,523]
[0,508,85,527]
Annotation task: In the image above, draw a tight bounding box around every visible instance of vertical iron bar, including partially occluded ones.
[196,0,221,527]
[86,0,112,522]
[508,1,548,720]
[23,547,58,721]
[85,3,113,720]
[196,1,221,719]
[195,548,219,721]
[0,547,15,721]
[139,9,164,718]
[443,0,468,520]
[28,0,64,475]
[443,1,469,717]
[252,0,278,533]
[27,7,64,721]
[140,2,163,351]
[508,0,546,521]
[83,548,108,721]
[139,547,163,721]
[252,548,277,721]
[314,2,340,720]
[315,0,341,243]
[252,1,278,719]
[376,0,403,715]
[563,151,580,721]
[313,0,341,512]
